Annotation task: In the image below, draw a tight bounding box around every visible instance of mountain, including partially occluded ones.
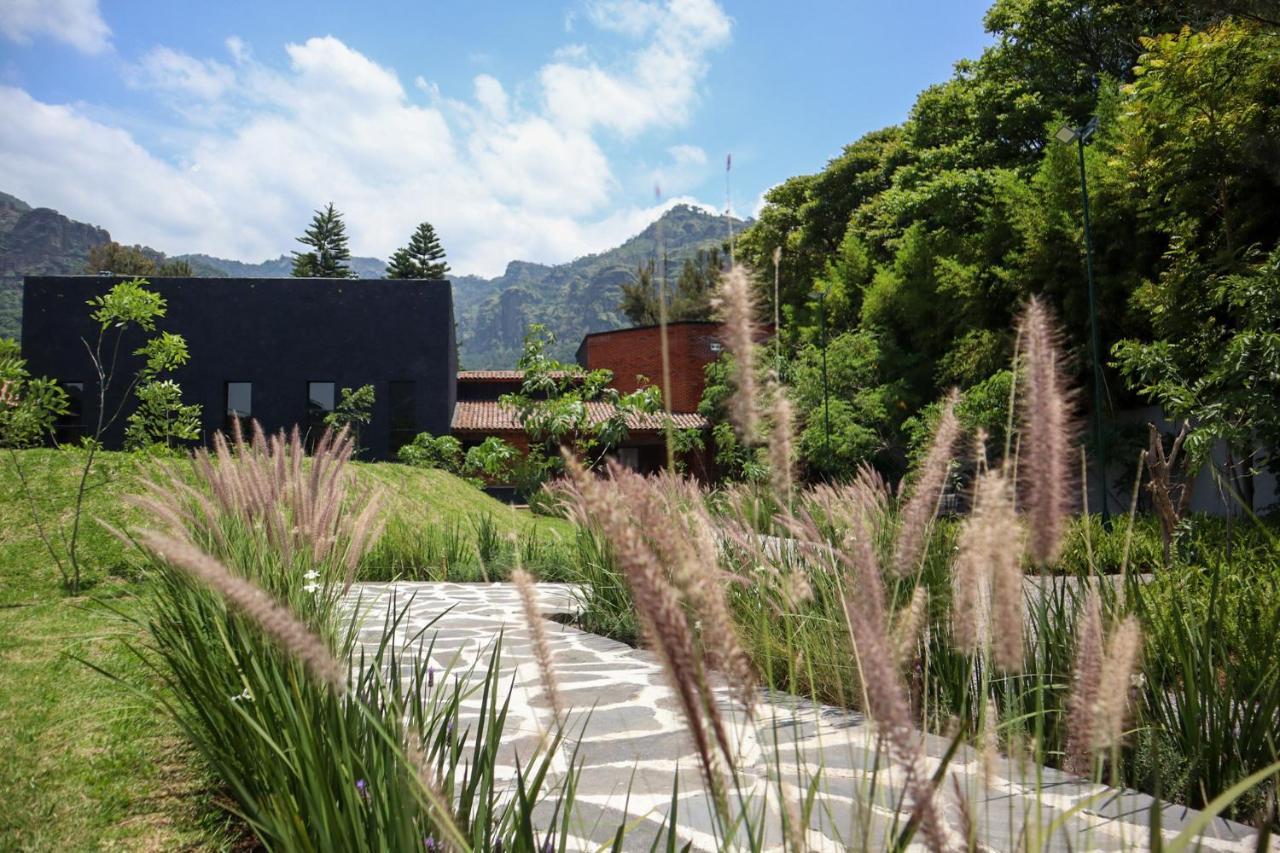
[175,253,388,280]
[0,191,111,339]
[0,192,745,366]
[454,204,746,368]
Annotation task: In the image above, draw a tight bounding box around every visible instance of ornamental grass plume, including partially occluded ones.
[1018,298,1075,564]
[892,390,961,575]
[1093,615,1142,755]
[138,421,380,591]
[891,585,929,668]
[1065,588,1104,776]
[952,467,1025,671]
[832,494,956,853]
[135,530,348,695]
[513,566,565,729]
[714,265,760,443]
[561,454,733,815]
[767,378,796,502]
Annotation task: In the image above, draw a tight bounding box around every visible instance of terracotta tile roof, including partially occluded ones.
[456,370,525,381]
[456,370,571,382]
[452,400,708,432]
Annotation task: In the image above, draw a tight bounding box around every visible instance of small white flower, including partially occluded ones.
[304,582,320,593]
[303,570,320,580]
[230,688,252,702]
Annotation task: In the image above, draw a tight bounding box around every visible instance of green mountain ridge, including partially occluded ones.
[0,193,744,368]
[454,204,746,368]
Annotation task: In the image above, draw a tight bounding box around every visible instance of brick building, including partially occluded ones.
[575,321,728,412]
[450,322,764,482]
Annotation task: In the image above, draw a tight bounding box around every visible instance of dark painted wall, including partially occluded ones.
[20,276,457,459]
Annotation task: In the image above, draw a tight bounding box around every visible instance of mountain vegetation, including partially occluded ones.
[732,2,1280,507]
[455,204,744,367]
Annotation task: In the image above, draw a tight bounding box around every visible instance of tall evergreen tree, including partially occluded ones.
[386,221,450,279]
[292,203,352,278]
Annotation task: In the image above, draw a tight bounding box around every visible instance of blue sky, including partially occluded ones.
[0,0,993,276]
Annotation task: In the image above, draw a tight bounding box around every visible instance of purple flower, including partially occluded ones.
[541,833,554,853]
[427,666,435,688]
[424,837,437,851]
[356,778,368,799]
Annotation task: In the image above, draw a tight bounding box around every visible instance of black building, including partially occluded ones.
[21,276,457,460]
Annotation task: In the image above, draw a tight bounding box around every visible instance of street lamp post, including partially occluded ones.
[1056,117,1110,524]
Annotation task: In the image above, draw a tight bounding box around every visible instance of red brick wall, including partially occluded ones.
[581,323,724,412]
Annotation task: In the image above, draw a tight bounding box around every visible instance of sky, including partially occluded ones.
[0,0,994,277]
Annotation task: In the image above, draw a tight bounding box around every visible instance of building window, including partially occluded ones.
[616,447,641,471]
[388,380,416,454]
[307,381,336,444]
[55,381,85,445]
[225,381,252,437]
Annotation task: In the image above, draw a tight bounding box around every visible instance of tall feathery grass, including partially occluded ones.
[90,270,1279,849]
[109,424,585,851]
[555,278,1280,845]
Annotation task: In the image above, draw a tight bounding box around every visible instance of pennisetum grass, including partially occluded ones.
[115,423,584,851]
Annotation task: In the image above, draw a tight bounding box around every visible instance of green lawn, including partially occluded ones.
[0,448,561,849]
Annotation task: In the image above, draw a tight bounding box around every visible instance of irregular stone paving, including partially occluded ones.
[345,583,1260,852]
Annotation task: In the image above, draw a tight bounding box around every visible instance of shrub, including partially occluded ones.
[397,432,464,474]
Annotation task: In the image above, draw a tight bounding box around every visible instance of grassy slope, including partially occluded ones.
[357,461,570,537]
[0,449,556,849]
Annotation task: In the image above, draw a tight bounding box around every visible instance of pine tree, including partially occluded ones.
[292,203,352,278]
[385,221,450,279]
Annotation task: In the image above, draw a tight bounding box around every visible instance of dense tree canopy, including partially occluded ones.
[619,248,721,325]
[732,3,1280,503]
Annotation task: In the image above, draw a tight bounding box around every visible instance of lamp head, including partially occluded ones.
[1055,124,1079,144]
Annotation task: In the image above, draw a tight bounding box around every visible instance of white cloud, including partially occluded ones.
[648,143,709,196]
[133,47,234,101]
[540,0,731,136]
[0,4,732,277]
[472,74,509,121]
[0,0,110,54]
[225,35,250,65]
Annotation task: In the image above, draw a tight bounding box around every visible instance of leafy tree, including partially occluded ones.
[501,324,664,486]
[619,250,721,325]
[1115,245,1280,509]
[619,259,661,325]
[123,379,202,451]
[1111,21,1280,510]
[292,203,352,278]
[790,329,906,478]
[85,242,159,275]
[157,258,194,276]
[0,339,69,449]
[5,278,194,592]
[324,385,376,447]
[386,221,451,279]
[697,353,768,482]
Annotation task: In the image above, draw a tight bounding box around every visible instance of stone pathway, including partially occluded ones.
[345,582,1260,852]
